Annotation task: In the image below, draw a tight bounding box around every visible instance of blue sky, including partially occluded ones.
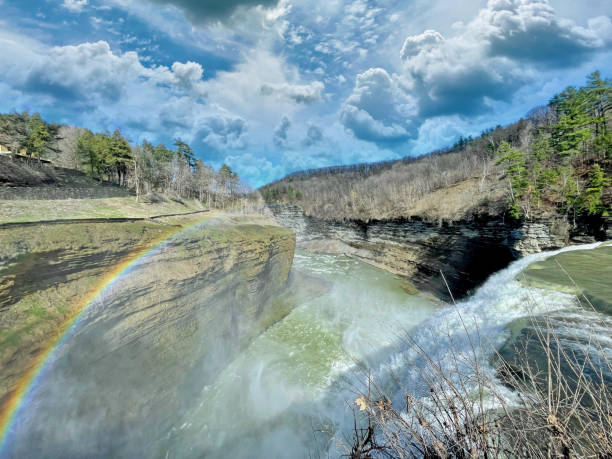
[0,0,611,186]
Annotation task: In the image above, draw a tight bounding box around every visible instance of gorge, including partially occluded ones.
[0,157,610,457]
[0,4,610,453]
[0,214,296,456]
[1,211,610,457]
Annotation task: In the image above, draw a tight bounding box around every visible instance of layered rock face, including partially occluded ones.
[0,214,295,455]
[267,204,605,301]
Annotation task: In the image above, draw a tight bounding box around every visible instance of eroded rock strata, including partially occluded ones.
[0,214,295,451]
[267,204,608,301]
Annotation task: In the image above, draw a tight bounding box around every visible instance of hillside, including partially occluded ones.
[261,73,612,226]
[0,155,205,223]
[0,111,257,214]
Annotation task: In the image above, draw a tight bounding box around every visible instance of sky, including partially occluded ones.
[0,0,611,186]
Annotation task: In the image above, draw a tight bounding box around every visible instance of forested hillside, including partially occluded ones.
[261,72,611,223]
[0,112,253,208]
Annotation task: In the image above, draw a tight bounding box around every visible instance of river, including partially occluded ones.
[5,244,612,458]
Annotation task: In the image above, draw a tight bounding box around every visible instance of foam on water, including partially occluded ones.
[370,242,610,410]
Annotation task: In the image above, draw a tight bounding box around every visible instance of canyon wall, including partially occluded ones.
[0,214,295,455]
[267,204,608,301]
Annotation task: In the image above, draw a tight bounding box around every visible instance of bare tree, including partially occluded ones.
[56,126,83,169]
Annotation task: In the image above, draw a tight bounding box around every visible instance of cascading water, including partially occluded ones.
[5,243,611,458]
[370,242,612,415]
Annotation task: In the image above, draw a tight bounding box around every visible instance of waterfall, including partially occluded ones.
[6,242,609,458]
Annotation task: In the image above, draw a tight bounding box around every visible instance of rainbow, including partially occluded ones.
[0,213,212,454]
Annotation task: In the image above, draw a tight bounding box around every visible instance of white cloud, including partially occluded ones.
[333,0,612,149]
[399,0,612,119]
[474,0,612,64]
[0,30,326,181]
[340,68,417,143]
[302,123,323,147]
[170,61,207,96]
[202,48,325,130]
[0,38,244,146]
[196,116,248,151]
[341,0,610,147]
[400,30,444,60]
[62,0,88,13]
[22,41,146,103]
[3,0,612,186]
[260,81,324,104]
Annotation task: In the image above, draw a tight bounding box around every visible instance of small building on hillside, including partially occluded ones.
[0,145,30,156]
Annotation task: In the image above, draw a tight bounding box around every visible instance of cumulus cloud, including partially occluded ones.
[0,38,253,151]
[399,0,612,118]
[196,116,248,152]
[477,0,612,65]
[335,0,612,148]
[13,41,212,110]
[260,81,324,104]
[202,49,323,127]
[22,41,144,104]
[302,124,323,147]
[273,115,291,148]
[3,0,611,186]
[0,31,328,181]
[146,0,279,23]
[400,29,444,60]
[340,68,417,144]
[62,0,88,12]
[170,61,206,95]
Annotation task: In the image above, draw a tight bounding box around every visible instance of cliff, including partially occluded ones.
[0,213,295,448]
[267,203,608,301]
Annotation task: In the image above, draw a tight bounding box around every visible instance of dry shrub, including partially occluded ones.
[271,149,497,222]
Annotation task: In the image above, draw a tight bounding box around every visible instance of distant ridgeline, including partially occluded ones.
[0,112,254,208]
[261,72,611,226]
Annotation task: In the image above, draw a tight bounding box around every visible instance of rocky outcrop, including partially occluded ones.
[0,214,295,453]
[267,204,607,301]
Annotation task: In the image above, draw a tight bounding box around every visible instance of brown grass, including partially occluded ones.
[0,196,206,224]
